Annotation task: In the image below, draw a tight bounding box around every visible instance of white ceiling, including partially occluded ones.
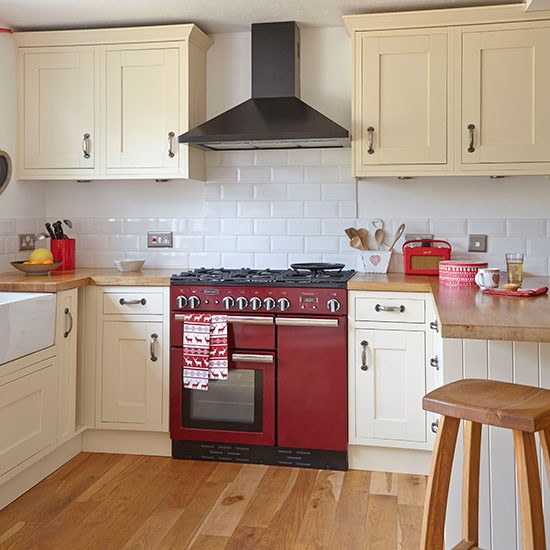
[0,0,523,34]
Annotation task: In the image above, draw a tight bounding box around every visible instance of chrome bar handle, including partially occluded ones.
[150,333,158,362]
[227,316,274,325]
[63,307,73,338]
[375,304,405,313]
[275,318,339,328]
[82,133,91,159]
[231,353,274,364]
[467,124,476,153]
[360,340,369,371]
[367,126,375,154]
[430,320,439,332]
[431,418,439,434]
[168,131,175,158]
[119,298,147,306]
[430,357,440,371]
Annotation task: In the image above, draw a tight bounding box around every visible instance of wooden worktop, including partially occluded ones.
[349,273,550,343]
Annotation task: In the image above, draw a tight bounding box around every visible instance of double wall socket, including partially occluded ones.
[19,234,36,251]
[147,231,173,248]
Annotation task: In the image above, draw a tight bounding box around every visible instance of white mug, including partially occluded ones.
[475,267,500,289]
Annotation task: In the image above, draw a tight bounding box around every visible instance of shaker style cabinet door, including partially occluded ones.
[461,23,550,165]
[20,47,96,171]
[104,45,180,174]
[357,30,448,170]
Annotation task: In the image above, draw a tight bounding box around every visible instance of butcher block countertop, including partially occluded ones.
[349,273,550,343]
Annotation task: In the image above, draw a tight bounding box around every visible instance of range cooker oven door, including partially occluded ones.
[170,349,275,446]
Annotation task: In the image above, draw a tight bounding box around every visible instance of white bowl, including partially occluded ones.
[113,259,145,272]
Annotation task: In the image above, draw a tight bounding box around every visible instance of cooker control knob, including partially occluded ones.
[263,297,276,311]
[327,299,341,313]
[277,297,291,311]
[222,296,235,310]
[188,295,201,309]
[176,296,187,308]
[236,297,248,310]
[250,297,262,310]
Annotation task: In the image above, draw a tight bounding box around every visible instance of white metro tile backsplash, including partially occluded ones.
[5,152,550,275]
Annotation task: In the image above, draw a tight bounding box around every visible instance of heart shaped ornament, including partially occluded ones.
[369,255,382,266]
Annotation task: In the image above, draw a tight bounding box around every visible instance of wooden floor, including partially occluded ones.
[0,453,427,549]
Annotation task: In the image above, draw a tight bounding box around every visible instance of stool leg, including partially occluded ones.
[421,415,460,550]
[539,428,550,488]
[513,430,546,550]
[462,421,482,546]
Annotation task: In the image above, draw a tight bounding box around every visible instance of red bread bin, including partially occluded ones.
[439,260,488,287]
[403,240,452,275]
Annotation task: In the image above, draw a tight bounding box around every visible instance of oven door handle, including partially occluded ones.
[231,353,274,364]
[275,317,339,328]
[174,314,273,325]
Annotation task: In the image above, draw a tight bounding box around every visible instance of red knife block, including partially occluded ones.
[51,239,76,271]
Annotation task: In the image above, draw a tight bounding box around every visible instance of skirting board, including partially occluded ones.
[349,444,432,475]
[82,429,171,457]
[0,435,82,511]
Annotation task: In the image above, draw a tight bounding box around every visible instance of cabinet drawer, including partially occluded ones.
[355,297,425,323]
[103,292,164,315]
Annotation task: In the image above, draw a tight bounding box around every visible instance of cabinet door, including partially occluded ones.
[354,329,425,443]
[101,321,163,427]
[56,289,78,445]
[104,45,179,173]
[358,30,448,167]
[21,47,95,170]
[462,24,550,164]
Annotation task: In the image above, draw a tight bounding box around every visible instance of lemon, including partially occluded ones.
[29,248,53,263]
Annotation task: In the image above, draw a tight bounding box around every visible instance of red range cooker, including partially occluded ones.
[170,264,354,470]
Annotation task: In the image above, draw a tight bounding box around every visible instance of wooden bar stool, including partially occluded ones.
[420,379,550,550]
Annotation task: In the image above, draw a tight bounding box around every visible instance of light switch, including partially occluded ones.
[468,234,487,252]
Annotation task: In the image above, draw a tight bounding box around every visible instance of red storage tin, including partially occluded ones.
[403,240,452,275]
[439,260,488,287]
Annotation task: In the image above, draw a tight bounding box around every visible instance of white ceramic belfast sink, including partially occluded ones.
[0,292,56,366]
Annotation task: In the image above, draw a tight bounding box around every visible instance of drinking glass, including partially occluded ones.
[506,253,524,286]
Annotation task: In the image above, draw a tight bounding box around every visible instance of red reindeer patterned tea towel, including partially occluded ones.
[183,313,228,391]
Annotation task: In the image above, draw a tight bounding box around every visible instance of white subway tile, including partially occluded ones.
[221,253,255,268]
[255,150,287,166]
[0,219,15,236]
[188,219,220,235]
[339,236,355,252]
[254,253,288,269]
[123,218,155,234]
[205,201,237,218]
[305,236,339,253]
[221,151,255,167]
[77,235,109,251]
[221,183,254,200]
[221,218,254,235]
[70,218,94,235]
[322,253,357,269]
[16,218,39,234]
[288,219,321,236]
[0,237,6,254]
[339,201,356,218]
[487,237,526,256]
[391,218,430,234]
[204,183,221,200]
[430,219,468,237]
[125,251,158,268]
[271,236,304,253]
[322,219,357,236]
[287,149,322,166]
[270,166,303,184]
[287,184,321,201]
[237,236,270,252]
[322,148,352,166]
[321,183,356,201]
[304,202,338,218]
[507,219,547,238]
[156,252,189,268]
[94,218,123,234]
[237,201,270,218]
[523,256,549,276]
[76,251,94,268]
[527,238,550,257]
[155,218,187,232]
[5,235,18,254]
[205,151,221,167]
[271,201,304,218]
[108,235,141,251]
[338,166,356,184]
[206,166,238,183]
[238,167,270,184]
[304,166,339,183]
[188,252,221,268]
[94,251,120,267]
[445,237,470,253]
[173,235,204,252]
[467,219,506,237]
[254,183,287,200]
[288,253,323,264]
[205,236,237,252]
[254,219,287,236]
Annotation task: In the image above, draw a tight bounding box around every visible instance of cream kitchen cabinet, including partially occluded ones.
[344,4,550,177]
[15,24,212,181]
[96,287,169,432]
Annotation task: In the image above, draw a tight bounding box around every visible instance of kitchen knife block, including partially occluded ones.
[51,238,75,271]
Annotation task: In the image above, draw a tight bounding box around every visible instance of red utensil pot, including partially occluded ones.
[51,238,75,271]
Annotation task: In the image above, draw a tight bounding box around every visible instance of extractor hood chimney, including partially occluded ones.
[178,21,350,151]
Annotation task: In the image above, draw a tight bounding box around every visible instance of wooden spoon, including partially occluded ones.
[388,223,406,252]
[356,228,370,251]
[350,236,365,251]
[371,219,384,250]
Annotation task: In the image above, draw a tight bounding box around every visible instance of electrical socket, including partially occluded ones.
[19,233,36,251]
[147,231,173,248]
[468,234,487,252]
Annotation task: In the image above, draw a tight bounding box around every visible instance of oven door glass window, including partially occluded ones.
[182,369,263,432]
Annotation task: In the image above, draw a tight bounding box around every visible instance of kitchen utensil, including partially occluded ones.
[45,222,55,239]
[475,268,500,290]
[10,260,62,275]
[290,262,345,273]
[350,236,365,251]
[113,259,146,272]
[388,223,406,252]
[52,220,65,239]
[403,240,452,275]
[344,227,356,240]
[439,260,488,286]
[0,150,12,196]
[356,228,370,251]
[63,219,73,229]
[371,219,384,250]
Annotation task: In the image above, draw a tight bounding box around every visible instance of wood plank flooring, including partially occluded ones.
[0,453,427,549]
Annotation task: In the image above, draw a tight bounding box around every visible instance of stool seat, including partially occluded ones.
[423,378,550,433]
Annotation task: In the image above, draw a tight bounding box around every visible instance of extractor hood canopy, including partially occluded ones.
[178,21,350,151]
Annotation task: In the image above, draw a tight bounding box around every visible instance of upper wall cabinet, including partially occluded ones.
[14,25,212,181]
[344,5,550,177]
